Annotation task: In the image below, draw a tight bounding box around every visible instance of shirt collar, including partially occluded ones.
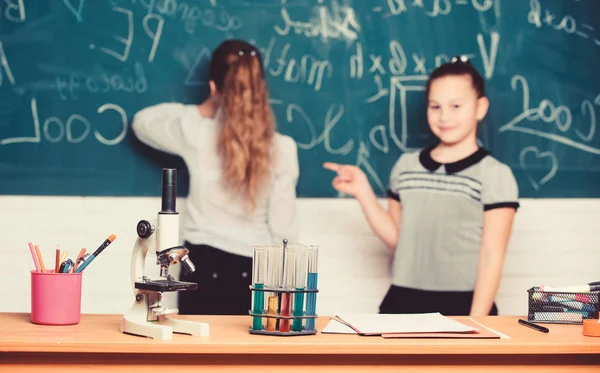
[419,146,490,174]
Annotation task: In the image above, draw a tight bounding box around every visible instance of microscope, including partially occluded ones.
[120,168,210,340]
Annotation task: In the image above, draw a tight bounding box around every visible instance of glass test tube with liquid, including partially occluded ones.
[292,244,308,331]
[266,245,281,331]
[251,246,268,331]
[279,247,296,332]
[305,245,319,331]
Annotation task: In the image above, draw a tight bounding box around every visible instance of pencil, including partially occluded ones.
[55,249,61,273]
[27,242,41,272]
[75,248,86,270]
[60,251,68,265]
[34,245,46,273]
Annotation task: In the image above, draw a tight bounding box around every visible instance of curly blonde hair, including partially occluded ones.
[209,40,275,210]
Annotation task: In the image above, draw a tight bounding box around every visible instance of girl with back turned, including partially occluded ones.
[133,40,299,315]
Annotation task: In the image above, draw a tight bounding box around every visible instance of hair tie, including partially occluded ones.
[450,55,470,64]
[238,49,257,57]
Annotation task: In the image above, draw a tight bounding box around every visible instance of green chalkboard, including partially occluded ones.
[0,0,598,197]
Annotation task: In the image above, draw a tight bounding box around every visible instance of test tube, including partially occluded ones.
[279,246,296,332]
[251,246,268,331]
[305,245,319,331]
[292,244,308,331]
[266,245,281,331]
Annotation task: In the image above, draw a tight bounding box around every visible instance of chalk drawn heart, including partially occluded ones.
[519,146,558,191]
[62,0,85,23]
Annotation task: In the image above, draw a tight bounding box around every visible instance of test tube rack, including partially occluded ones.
[248,286,319,336]
[248,242,319,336]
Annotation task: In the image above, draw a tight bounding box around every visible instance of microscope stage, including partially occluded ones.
[134,279,198,292]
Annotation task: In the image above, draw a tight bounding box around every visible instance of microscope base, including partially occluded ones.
[120,291,210,340]
[121,314,210,340]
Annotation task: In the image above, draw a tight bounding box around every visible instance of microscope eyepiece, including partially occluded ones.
[161,168,177,214]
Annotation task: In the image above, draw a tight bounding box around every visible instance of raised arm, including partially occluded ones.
[131,103,196,155]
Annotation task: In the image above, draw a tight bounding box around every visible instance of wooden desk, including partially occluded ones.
[1,313,599,372]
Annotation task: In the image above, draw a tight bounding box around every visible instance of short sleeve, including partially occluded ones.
[386,154,406,201]
[482,162,520,211]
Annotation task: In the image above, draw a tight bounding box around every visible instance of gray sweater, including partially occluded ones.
[132,103,299,258]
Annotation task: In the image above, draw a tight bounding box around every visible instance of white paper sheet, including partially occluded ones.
[333,312,477,335]
[321,318,358,334]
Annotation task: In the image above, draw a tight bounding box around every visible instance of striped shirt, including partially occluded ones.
[387,147,519,291]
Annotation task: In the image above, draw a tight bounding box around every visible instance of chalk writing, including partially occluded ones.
[387,0,493,17]
[62,0,84,22]
[519,146,558,191]
[2,0,26,23]
[271,100,353,155]
[95,6,163,63]
[0,40,16,86]
[275,0,360,42]
[499,75,600,155]
[264,38,333,92]
[55,62,148,100]
[528,0,600,47]
[0,98,127,146]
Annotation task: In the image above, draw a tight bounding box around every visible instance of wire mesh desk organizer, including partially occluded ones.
[249,240,319,336]
[527,287,599,324]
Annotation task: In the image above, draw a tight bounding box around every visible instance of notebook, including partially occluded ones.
[322,314,506,339]
[381,318,502,339]
[332,312,477,336]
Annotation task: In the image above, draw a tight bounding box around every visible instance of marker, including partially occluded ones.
[61,259,74,273]
[74,234,117,273]
[532,300,596,313]
[518,319,549,333]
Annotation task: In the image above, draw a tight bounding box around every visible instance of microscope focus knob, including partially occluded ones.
[136,220,155,238]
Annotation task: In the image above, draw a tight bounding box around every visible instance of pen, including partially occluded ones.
[75,234,117,273]
[518,319,549,333]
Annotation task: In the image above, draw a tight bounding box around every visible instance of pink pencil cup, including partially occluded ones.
[30,270,83,325]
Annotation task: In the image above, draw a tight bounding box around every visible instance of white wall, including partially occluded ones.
[1,197,598,316]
